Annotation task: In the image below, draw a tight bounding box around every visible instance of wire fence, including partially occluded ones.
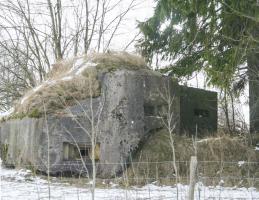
[1,160,259,200]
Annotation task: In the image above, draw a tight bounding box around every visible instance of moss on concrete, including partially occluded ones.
[28,109,42,118]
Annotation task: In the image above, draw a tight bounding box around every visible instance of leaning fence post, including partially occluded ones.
[188,156,198,200]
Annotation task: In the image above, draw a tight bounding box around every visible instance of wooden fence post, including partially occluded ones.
[188,156,198,200]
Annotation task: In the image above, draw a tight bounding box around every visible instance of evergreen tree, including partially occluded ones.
[139,0,259,87]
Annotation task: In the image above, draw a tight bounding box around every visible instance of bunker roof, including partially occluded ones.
[3,52,155,120]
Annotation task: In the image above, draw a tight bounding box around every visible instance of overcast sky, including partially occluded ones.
[108,0,155,52]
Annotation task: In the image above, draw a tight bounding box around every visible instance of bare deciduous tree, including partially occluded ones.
[159,80,179,182]
[63,78,105,200]
[0,0,141,111]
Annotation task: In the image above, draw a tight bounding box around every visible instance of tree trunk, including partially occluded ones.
[248,51,259,133]
[248,23,259,133]
[223,89,231,132]
[229,90,235,132]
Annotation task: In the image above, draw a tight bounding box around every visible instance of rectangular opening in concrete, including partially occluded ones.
[63,142,91,161]
[144,103,167,117]
[194,108,209,118]
[157,105,167,117]
[63,142,76,161]
[79,148,89,157]
[76,145,91,160]
[63,142,100,161]
[144,104,155,116]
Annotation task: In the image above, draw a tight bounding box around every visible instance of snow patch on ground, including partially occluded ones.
[1,165,259,200]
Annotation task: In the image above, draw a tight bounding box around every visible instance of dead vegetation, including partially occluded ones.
[4,52,147,119]
[92,51,148,71]
[127,129,259,187]
[16,76,100,116]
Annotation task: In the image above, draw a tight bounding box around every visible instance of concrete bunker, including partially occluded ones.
[0,52,217,177]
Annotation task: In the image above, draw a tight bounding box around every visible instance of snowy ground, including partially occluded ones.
[1,167,259,200]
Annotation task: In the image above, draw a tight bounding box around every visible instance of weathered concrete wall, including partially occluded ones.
[97,70,179,176]
[0,116,93,173]
[0,118,44,167]
[0,69,173,176]
[179,86,217,135]
[142,73,180,134]
[39,115,93,174]
[98,70,141,176]
[0,69,217,177]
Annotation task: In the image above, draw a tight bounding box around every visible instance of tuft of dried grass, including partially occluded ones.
[91,51,148,71]
[47,59,74,80]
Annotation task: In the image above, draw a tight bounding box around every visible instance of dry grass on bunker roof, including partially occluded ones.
[92,52,148,71]
[48,51,148,79]
[14,76,100,118]
[11,52,148,119]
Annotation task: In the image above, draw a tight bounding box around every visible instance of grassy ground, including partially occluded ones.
[126,129,259,187]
